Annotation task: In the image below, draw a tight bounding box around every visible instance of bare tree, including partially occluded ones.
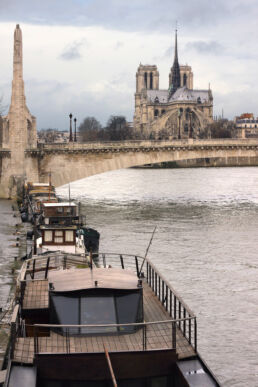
[105,116,134,141]
[79,117,102,142]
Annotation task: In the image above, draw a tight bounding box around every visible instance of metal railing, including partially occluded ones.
[96,253,197,351]
[17,252,197,353]
[32,318,195,356]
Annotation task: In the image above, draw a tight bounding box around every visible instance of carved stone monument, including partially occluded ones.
[1,25,38,198]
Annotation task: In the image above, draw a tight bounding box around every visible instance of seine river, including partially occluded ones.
[0,167,257,386]
[58,167,258,387]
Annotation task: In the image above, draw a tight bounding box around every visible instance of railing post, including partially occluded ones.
[142,324,147,351]
[162,280,164,304]
[165,286,168,311]
[179,302,181,330]
[135,256,139,277]
[189,318,192,345]
[172,321,176,349]
[66,328,70,353]
[32,259,36,279]
[45,256,50,279]
[155,272,157,295]
[120,255,124,269]
[152,268,154,291]
[183,309,186,336]
[158,277,161,301]
[174,296,177,319]
[102,254,106,268]
[146,262,149,283]
[169,290,172,317]
[194,318,197,352]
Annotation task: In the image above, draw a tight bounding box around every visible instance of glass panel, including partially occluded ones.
[50,294,79,334]
[57,207,64,213]
[65,230,74,242]
[44,230,53,242]
[54,237,63,244]
[80,294,117,334]
[116,291,142,332]
[55,231,63,237]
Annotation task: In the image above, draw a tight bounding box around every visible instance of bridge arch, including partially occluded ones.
[36,140,258,188]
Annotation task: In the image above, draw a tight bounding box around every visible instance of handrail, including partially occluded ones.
[18,252,197,351]
[33,317,196,329]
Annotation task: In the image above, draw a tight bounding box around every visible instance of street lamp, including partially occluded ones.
[69,113,73,142]
[74,118,77,142]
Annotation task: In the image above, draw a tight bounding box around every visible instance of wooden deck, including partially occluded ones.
[14,282,195,364]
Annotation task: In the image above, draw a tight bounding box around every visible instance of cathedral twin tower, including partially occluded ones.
[134,30,213,139]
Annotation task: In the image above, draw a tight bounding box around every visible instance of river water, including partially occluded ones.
[0,167,257,385]
[58,167,258,387]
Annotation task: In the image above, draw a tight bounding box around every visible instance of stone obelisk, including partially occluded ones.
[0,25,38,198]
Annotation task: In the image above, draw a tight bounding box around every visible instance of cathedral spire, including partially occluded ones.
[169,28,181,96]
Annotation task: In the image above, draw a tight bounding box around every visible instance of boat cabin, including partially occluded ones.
[49,268,143,334]
[41,202,84,226]
[38,225,84,254]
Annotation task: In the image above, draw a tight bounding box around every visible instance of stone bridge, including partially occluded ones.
[23,138,258,188]
[1,25,258,198]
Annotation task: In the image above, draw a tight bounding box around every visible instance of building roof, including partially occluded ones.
[48,268,140,292]
[147,90,169,103]
[169,87,210,103]
[147,86,210,105]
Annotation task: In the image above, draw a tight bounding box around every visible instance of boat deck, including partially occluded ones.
[14,282,196,364]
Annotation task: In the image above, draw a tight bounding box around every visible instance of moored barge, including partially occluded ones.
[2,252,220,386]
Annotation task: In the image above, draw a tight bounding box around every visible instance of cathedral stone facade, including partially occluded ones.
[134,31,213,139]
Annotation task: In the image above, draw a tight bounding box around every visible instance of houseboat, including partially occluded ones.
[1,252,220,386]
[37,202,100,257]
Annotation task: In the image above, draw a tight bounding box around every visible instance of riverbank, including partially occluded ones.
[0,200,28,369]
[133,155,258,168]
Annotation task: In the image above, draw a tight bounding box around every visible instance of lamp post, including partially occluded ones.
[74,118,77,142]
[69,113,73,142]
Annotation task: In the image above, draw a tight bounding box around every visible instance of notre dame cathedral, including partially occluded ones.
[134,31,213,139]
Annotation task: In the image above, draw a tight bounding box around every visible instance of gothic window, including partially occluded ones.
[150,72,153,89]
[144,72,148,88]
[197,97,201,104]
[161,109,166,115]
[184,124,188,133]
[154,109,159,117]
[154,96,159,104]
[183,73,187,86]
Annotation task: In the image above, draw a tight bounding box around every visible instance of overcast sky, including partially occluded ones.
[0,0,258,130]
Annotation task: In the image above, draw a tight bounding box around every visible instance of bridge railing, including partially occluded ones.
[38,138,258,150]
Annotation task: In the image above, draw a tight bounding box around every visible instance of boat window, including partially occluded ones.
[50,294,79,334]
[50,289,143,335]
[65,230,74,242]
[116,291,143,332]
[80,295,117,334]
[57,207,64,213]
[44,230,53,242]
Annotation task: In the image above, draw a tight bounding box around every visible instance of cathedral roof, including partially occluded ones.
[147,86,211,104]
[147,90,169,103]
[169,86,210,103]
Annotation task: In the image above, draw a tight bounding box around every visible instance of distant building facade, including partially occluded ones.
[235,113,258,138]
[134,31,213,139]
[38,129,69,144]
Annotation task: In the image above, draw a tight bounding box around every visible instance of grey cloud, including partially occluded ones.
[59,39,87,61]
[0,0,255,33]
[185,41,224,55]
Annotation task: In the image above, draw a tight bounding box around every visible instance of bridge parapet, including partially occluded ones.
[39,138,258,153]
